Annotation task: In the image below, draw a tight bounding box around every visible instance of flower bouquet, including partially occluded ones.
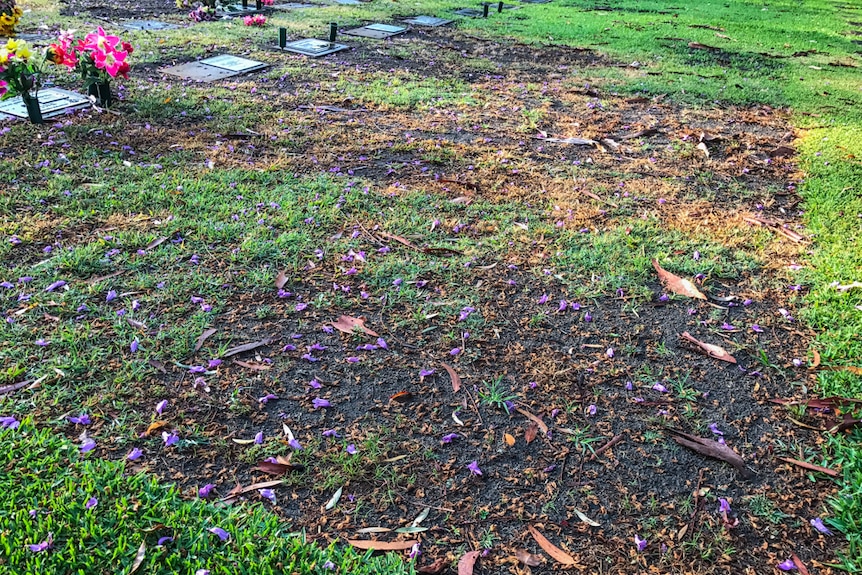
[47,28,133,107]
[0,39,45,123]
[0,0,22,37]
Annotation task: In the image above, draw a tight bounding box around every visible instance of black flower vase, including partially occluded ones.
[20,91,43,125]
[88,81,113,107]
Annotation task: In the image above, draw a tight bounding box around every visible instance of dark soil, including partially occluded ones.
[59,0,182,20]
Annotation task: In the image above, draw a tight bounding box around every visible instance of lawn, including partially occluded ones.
[1,0,860,573]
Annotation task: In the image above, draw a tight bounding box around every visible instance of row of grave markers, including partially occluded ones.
[1,0,553,117]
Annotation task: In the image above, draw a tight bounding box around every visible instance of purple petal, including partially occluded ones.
[80,438,96,453]
[810,518,833,535]
[127,448,144,461]
[777,559,796,571]
[467,460,482,476]
[419,369,435,377]
[260,488,276,503]
[634,535,647,552]
[312,398,330,409]
[322,429,340,437]
[441,433,459,444]
[84,497,98,510]
[155,400,168,416]
[198,484,216,498]
[254,431,264,444]
[376,338,388,349]
[157,536,174,547]
[345,444,357,454]
[288,438,303,450]
[208,527,230,542]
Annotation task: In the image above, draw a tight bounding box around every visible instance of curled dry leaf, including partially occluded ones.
[669,429,752,478]
[255,460,303,476]
[680,332,736,363]
[347,539,419,551]
[224,479,285,499]
[193,328,217,353]
[130,541,147,574]
[355,527,392,534]
[504,433,516,447]
[331,315,379,337]
[442,362,462,393]
[791,552,812,575]
[515,407,549,435]
[275,270,288,290]
[144,420,170,437]
[574,508,601,527]
[652,260,707,300]
[527,525,576,565]
[389,391,414,404]
[525,422,539,444]
[325,487,343,510]
[223,337,274,358]
[514,548,543,567]
[457,550,481,575]
[417,558,447,574]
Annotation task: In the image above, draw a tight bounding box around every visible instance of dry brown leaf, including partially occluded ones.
[223,338,274,358]
[680,332,737,363]
[457,550,481,575]
[194,328,217,353]
[515,407,549,435]
[442,362,461,393]
[347,539,418,551]
[652,260,707,300]
[130,541,147,574]
[810,349,821,369]
[791,552,812,575]
[527,525,576,565]
[504,433,516,447]
[514,548,543,567]
[223,479,285,499]
[232,360,271,371]
[331,315,379,337]
[255,460,304,476]
[144,236,169,251]
[417,558,447,574]
[669,430,751,478]
[525,422,539,444]
[275,270,288,290]
[778,457,839,477]
[389,391,413,404]
[144,420,169,437]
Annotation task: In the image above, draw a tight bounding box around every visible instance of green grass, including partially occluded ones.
[0,422,415,575]
[4,0,862,569]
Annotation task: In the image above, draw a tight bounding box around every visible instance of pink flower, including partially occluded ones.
[92,47,129,78]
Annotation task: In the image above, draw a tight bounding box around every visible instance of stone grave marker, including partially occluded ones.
[1,32,52,44]
[334,0,362,4]
[162,54,267,81]
[402,15,454,27]
[278,37,350,57]
[453,7,484,16]
[342,23,409,39]
[119,20,178,31]
[0,88,90,120]
[271,2,316,8]
[519,0,551,3]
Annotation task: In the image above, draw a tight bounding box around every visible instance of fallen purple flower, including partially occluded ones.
[27,533,53,553]
[606,348,614,358]
[652,383,668,393]
[322,429,340,438]
[288,438,302,450]
[281,344,296,352]
[345,444,357,454]
[295,303,308,311]
[313,398,330,409]
[810,518,833,535]
[130,339,139,353]
[80,438,96,453]
[157,536,174,547]
[537,294,549,304]
[467,460,482,476]
[155,400,168,416]
[625,381,633,391]
[68,413,91,425]
[127,448,143,461]
[376,337,388,349]
[419,369,435,377]
[709,423,724,436]
[587,404,597,416]
[254,431,264,444]
[584,311,593,322]
[557,300,567,312]
[162,431,179,447]
[35,339,50,347]
[322,561,336,570]
[208,359,222,369]
[208,527,230,542]
[449,348,461,356]
[777,559,796,571]
[634,535,647,552]
[189,365,206,374]
[198,484,216,498]
[301,353,319,362]
[259,393,278,404]
[106,290,118,302]
[458,306,475,321]
[85,497,98,510]
[346,356,360,363]
[751,324,764,333]
[718,498,731,513]
[260,488,277,504]
[409,542,421,560]
[45,280,66,292]
[721,322,735,331]
[441,433,460,444]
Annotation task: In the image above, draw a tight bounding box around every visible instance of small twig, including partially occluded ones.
[588,434,624,461]
[464,389,484,426]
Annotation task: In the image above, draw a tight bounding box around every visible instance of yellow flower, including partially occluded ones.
[0,49,8,65]
[6,39,18,51]
[17,46,30,60]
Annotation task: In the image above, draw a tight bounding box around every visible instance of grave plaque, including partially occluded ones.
[279,38,350,57]
[519,0,551,3]
[271,2,316,7]
[201,54,267,72]
[0,88,90,120]
[120,20,178,31]
[403,15,454,27]
[220,4,260,15]
[162,55,267,81]
[343,23,409,39]
[334,0,361,4]
[453,7,484,16]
